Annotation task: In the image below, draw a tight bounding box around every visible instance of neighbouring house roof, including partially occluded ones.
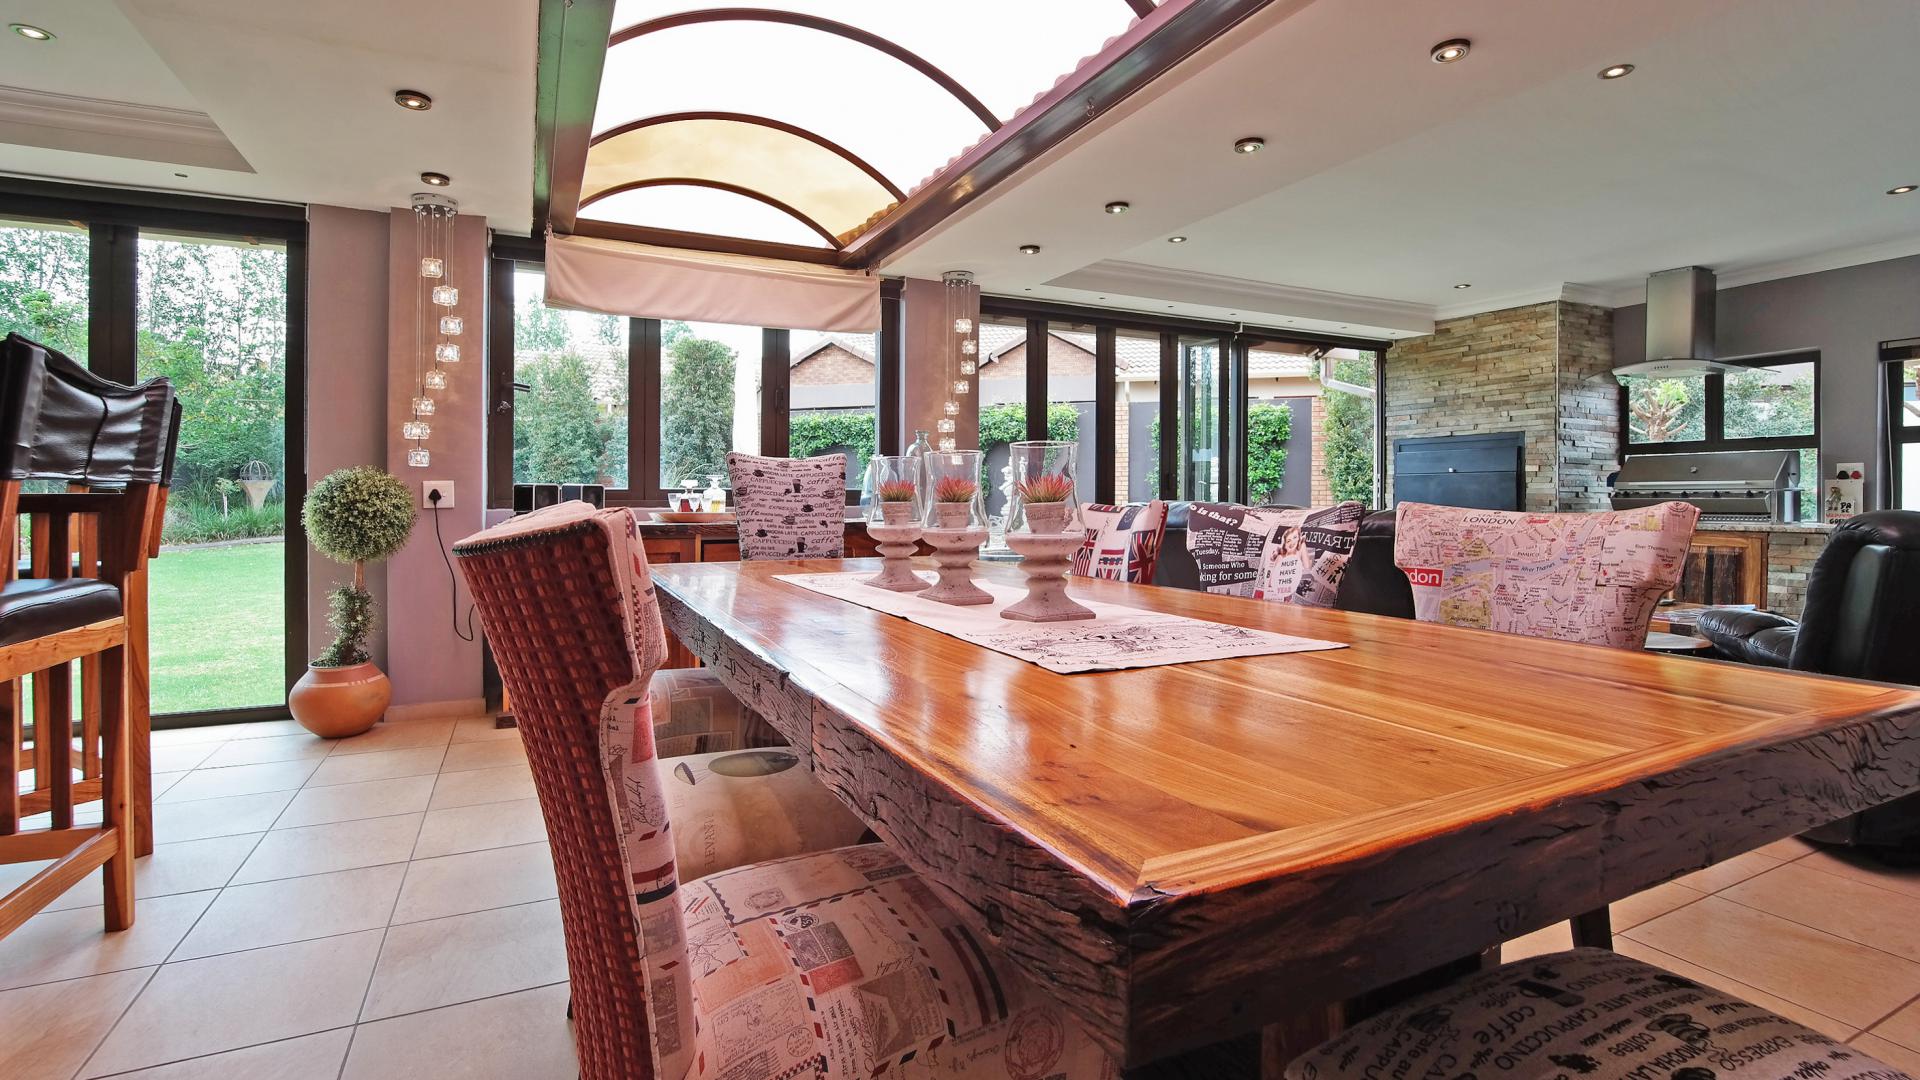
[979,325,1316,378]
[790,332,876,366]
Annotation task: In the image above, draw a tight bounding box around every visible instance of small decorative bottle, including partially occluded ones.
[904,430,932,523]
[703,474,727,513]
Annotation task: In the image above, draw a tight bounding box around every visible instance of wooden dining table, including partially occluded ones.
[651,557,1920,1076]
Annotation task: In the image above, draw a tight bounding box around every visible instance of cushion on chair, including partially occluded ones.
[1393,501,1700,648]
[1696,608,1799,667]
[1285,948,1910,1080]
[1180,502,1297,596]
[648,667,786,757]
[1252,502,1366,607]
[727,451,847,560]
[0,578,122,647]
[660,747,871,884]
[1072,500,1168,583]
[682,844,1116,1080]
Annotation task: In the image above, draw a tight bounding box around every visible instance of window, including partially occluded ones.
[1179,335,1225,502]
[1320,348,1381,508]
[1045,321,1098,505]
[1619,354,1820,520]
[1114,329,1163,502]
[1885,346,1920,509]
[490,254,898,505]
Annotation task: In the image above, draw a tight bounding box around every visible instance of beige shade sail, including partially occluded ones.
[544,232,881,332]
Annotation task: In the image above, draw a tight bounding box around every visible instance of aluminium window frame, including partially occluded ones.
[1882,340,1920,509]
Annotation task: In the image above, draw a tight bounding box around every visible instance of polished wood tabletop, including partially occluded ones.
[651,558,1920,1068]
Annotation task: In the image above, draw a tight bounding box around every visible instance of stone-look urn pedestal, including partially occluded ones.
[864,503,929,592]
[1002,502,1095,622]
[288,662,390,738]
[921,503,991,605]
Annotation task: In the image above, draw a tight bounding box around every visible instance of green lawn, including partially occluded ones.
[149,541,285,715]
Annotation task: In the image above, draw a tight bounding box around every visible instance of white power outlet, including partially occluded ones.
[423,480,455,509]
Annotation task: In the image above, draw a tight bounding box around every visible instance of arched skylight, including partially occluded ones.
[581,1,1145,251]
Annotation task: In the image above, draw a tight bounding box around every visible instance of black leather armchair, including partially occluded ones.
[1153,502,1413,618]
[1697,510,1920,850]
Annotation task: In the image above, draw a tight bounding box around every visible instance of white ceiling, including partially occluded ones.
[0,0,536,230]
[883,0,1920,338]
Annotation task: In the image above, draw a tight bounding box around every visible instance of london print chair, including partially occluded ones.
[726,451,846,560]
[453,502,1114,1080]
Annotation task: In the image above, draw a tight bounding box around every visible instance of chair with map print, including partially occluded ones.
[453,501,1116,1080]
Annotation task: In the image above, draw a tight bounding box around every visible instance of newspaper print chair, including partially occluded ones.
[1071,499,1168,584]
[1392,501,1700,648]
[1287,948,1911,1080]
[465,504,865,890]
[453,502,1116,1080]
[727,451,847,560]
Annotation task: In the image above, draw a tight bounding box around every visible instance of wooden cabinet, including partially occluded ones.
[1672,530,1768,608]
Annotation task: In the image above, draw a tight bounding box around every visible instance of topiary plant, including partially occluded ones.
[304,466,415,667]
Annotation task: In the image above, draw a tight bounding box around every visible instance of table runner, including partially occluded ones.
[773,570,1346,673]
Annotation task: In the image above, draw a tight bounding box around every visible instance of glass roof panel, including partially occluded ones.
[583,118,897,241]
[579,185,834,248]
[609,1,1140,120]
[595,21,985,193]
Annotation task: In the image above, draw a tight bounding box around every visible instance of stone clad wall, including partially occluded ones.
[1555,302,1620,511]
[1766,532,1826,619]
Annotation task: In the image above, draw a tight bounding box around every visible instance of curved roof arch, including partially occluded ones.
[592,112,905,201]
[580,178,842,247]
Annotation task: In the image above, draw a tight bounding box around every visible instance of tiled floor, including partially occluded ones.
[9,713,1920,1077]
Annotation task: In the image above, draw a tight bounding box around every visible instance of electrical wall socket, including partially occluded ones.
[423,480,455,508]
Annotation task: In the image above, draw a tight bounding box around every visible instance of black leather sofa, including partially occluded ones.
[1698,510,1920,851]
[1153,502,1413,619]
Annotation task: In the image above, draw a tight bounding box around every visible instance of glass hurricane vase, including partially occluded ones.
[861,455,927,592]
[919,449,990,605]
[1007,440,1081,535]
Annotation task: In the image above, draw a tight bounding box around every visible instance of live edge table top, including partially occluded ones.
[650,558,1920,1067]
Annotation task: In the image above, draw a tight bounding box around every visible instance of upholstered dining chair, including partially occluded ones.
[453,501,1115,1080]
[0,333,176,939]
[1392,500,1701,649]
[726,450,847,560]
[1071,499,1168,583]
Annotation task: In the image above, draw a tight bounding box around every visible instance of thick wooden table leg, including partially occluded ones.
[1571,906,1613,949]
[1259,1004,1346,1079]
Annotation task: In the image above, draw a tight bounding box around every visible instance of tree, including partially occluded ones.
[1245,403,1293,504]
[0,226,89,360]
[1626,377,1704,443]
[660,334,736,485]
[514,352,616,484]
[1323,356,1377,506]
[789,410,876,486]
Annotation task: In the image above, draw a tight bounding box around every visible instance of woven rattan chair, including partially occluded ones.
[725,451,846,560]
[454,501,1115,1080]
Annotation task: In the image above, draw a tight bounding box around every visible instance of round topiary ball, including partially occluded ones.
[304,466,416,566]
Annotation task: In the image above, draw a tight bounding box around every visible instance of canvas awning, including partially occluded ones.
[542,232,881,332]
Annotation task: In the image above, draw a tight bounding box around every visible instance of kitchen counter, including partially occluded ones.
[1696,520,1832,535]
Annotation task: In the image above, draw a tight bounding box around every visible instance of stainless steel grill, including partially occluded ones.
[1610,449,1802,523]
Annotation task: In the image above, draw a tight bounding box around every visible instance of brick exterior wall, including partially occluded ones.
[791,343,874,386]
[1384,300,1619,512]
[1115,388,1131,499]
[1309,395,1331,506]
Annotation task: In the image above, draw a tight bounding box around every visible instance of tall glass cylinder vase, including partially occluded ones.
[862,455,927,592]
[920,449,991,605]
[1007,440,1081,536]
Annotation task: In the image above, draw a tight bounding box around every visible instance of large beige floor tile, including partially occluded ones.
[230,813,423,885]
[360,899,567,1021]
[342,982,574,1080]
[1850,1034,1920,1074]
[328,719,456,756]
[0,891,213,991]
[1864,996,1920,1052]
[152,720,304,747]
[411,798,548,859]
[1757,834,1821,861]
[1502,921,1572,961]
[149,771,188,799]
[1798,848,1920,900]
[158,760,320,804]
[306,746,446,788]
[80,930,384,1077]
[392,842,556,925]
[150,790,294,843]
[451,715,519,743]
[1628,895,1920,1027]
[47,834,263,912]
[0,967,151,1080]
[174,863,407,960]
[1725,860,1920,962]
[198,734,333,769]
[439,738,527,774]
[1673,849,1782,893]
[1613,937,1856,1040]
[275,774,436,830]
[149,742,222,773]
[427,763,536,810]
[103,1029,353,1080]
[1612,879,1705,931]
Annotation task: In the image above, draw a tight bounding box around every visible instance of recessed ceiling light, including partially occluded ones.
[1889,185,1918,195]
[1018,243,1041,255]
[11,23,53,41]
[394,89,433,111]
[1167,235,1188,244]
[1598,63,1635,80]
[1430,38,1471,64]
[1103,201,1130,215]
[1233,137,1265,155]
[421,171,451,187]
[1454,283,1472,289]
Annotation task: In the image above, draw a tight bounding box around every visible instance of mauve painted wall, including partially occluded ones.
[305,206,390,668]
[382,209,489,707]
[1612,254,1920,505]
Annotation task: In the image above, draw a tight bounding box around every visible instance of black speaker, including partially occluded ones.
[559,483,606,508]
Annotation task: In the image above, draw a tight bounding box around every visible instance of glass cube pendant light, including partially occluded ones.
[423,369,448,390]
[953,318,972,334]
[936,418,955,433]
[432,285,458,307]
[953,380,970,394]
[412,395,436,417]
[959,360,976,376]
[938,437,956,452]
[961,339,976,355]
[439,315,463,336]
[943,400,959,416]
[436,343,461,363]
[408,448,430,468]
[402,420,431,441]
[420,257,444,279]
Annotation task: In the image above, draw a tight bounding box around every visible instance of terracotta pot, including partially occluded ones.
[289,662,391,738]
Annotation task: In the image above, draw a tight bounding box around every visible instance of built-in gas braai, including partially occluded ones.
[1610,449,1801,523]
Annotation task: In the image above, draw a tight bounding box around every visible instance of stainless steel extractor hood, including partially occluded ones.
[1614,265,1743,379]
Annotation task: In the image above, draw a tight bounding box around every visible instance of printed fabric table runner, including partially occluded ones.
[773,570,1346,673]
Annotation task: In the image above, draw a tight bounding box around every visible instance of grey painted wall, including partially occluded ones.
[1612,254,1920,506]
